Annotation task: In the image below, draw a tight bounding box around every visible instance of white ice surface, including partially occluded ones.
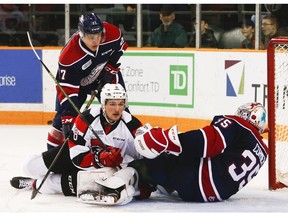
[1,125,288,215]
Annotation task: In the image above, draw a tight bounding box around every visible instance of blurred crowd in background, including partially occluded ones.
[0,4,287,49]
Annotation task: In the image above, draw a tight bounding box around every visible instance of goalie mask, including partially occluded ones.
[235,102,267,133]
[100,83,127,124]
[78,13,103,36]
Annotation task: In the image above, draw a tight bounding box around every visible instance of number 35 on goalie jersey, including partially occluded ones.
[194,115,268,201]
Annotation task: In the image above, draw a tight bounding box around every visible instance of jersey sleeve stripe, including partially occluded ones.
[59,94,78,105]
[198,159,207,202]
[201,126,227,157]
[200,128,207,158]
[58,82,79,88]
[207,158,222,201]
[213,126,227,153]
[199,158,222,202]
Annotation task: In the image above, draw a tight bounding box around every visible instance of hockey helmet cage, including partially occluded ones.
[78,12,103,35]
[235,102,267,133]
[100,83,127,107]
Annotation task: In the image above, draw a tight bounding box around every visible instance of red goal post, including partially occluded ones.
[267,37,288,190]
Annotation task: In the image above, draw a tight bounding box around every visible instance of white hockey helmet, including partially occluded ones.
[100,83,127,109]
[235,102,267,133]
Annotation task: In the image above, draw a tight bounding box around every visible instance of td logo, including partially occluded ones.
[169,65,188,96]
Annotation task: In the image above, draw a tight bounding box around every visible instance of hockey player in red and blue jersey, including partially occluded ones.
[47,12,128,150]
[77,102,269,205]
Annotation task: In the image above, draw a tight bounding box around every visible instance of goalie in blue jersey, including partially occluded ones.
[77,102,268,205]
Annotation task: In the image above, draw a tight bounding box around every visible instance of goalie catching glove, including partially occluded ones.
[94,146,123,168]
[134,124,182,159]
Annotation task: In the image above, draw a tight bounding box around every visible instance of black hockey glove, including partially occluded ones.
[61,115,75,138]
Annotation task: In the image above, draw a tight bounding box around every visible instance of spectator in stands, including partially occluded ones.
[145,5,188,48]
[261,15,281,49]
[264,4,288,28]
[31,14,58,46]
[123,4,136,32]
[188,17,218,48]
[240,19,264,49]
[0,4,28,46]
[0,4,27,34]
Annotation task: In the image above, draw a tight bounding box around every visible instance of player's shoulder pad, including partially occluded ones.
[59,33,86,66]
[213,115,242,125]
[121,111,132,123]
[87,107,101,118]
[102,22,122,43]
[77,107,101,125]
[211,115,225,125]
[121,111,142,131]
[224,115,260,133]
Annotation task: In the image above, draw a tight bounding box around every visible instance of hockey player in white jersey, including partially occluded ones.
[10,84,143,197]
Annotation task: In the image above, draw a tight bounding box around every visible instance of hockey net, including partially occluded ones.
[267,37,288,190]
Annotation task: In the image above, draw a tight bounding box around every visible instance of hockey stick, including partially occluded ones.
[30,93,96,200]
[84,90,97,111]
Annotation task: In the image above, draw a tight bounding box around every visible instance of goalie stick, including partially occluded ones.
[27,32,120,199]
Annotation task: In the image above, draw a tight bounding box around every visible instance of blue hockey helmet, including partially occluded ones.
[78,12,103,35]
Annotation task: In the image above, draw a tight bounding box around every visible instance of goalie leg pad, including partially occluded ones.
[78,184,135,205]
[61,172,78,196]
[78,167,137,205]
[95,167,138,189]
[77,167,116,198]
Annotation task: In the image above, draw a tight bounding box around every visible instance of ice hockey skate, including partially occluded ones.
[10,176,34,190]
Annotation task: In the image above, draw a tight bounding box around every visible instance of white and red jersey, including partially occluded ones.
[55,22,128,117]
[68,107,142,170]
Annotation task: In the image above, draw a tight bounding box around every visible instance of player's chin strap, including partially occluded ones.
[102,110,117,125]
[101,73,120,125]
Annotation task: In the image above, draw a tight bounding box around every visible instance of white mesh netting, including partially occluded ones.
[274,43,288,185]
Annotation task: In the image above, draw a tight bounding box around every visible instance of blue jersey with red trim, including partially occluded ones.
[139,115,268,202]
[55,22,128,117]
[199,115,267,201]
